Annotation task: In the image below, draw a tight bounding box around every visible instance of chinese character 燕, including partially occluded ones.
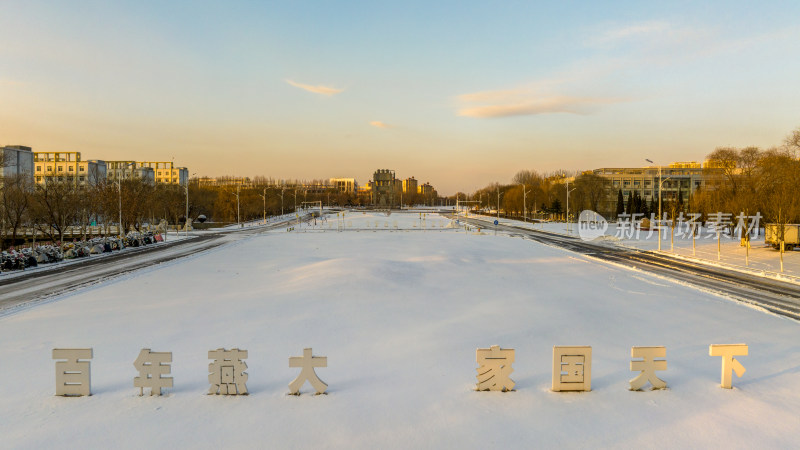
[208,348,248,395]
[288,348,328,395]
[709,344,747,389]
[552,346,592,392]
[53,348,93,396]
[476,345,515,391]
[629,346,667,390]
[134,349,173,396]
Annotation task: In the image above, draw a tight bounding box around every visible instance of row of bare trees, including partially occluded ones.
[457,126,800,227]
[0,176,191,249]
[694,128,800,241]
[451,170,611,221]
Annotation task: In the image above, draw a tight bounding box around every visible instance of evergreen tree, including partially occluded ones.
[625,193,633,215]
[615,189,624,217]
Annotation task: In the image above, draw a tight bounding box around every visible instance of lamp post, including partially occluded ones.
[280,187,285,216]
[518,183,531,223]
[259,187,267,224]
[116,162,135,236]
[184,172,196,238]
[645,159,672,251]
[497,186,501,219]
[562,172,576,234]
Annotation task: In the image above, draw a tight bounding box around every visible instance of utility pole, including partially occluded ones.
[259,187,267,224]
[497,186,500,219]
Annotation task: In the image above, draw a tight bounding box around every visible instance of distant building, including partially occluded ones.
[330,177,357,194]
[418,182,434,196]
[136,161,188,186]
[592,161,725,215]
[1,145,35,185]
[106,161,155,185]
[402,177,418,195]
[33,151,106,187]
[372,169,397,207]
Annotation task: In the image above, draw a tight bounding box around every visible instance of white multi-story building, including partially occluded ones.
[330,178,357,194]
[135,161,188,186]
[1,145,35,184]
[33,151,107,187]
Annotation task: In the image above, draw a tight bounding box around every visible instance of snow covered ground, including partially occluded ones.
[472,213,800,280]
[1,211,799,448]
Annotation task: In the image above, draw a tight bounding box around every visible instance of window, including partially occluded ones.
[36,166,41,172]
[47,166,53,171]
[69,166,74,172]
[79,176,85,181]
[58,166,63,172]
[623,180,631,187]
[36,176,42,182]
[80,166,85,171]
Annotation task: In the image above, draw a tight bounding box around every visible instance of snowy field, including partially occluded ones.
[1,211,799,448]
[476,213,800,280]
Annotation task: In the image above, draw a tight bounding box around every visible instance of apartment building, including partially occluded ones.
[330,178,357,194]
[105,161,155,185]
[136,161,188,186]
[592,161,725,214]
[1,145,35,185]
[33,152,107,187]
[402,177,418,195]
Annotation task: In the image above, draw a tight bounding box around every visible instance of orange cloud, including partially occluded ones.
[369,121,390,129]
[285,79,343,96]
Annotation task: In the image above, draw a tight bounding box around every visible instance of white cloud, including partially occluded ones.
[593,21,671,45]
[285,79,343,96]
[457,87,625,118]
[369,121,390,129]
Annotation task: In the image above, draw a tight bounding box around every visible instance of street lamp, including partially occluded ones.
[562,172,576,234]
[184,172,196,237]
[259,187,267,224]
[116,162,135,236]
[518,182,531,223]
[645,159,672,251]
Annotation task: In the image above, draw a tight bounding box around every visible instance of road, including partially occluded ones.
[0,216,305,314]
[455,214,800,321]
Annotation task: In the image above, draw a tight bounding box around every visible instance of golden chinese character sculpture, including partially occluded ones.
[552,346,591,392]
[629,346,667,390]
[709,344,747,389]
[208,348,248,395]
[53,348,93,396]
[289,348,328,395]
[476,345,515,391]
[134,349,173,396]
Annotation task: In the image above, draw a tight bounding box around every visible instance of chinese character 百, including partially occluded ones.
[629,346,667,390]
[53,348,93,396]
[208,348,248,395]
[476,345,515,392]
[709,344,747,389]
[552,346,591,392]
[288,348,328,395]
[134,349,173,396]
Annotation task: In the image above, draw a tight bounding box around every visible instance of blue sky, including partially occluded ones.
[2,1,799,193]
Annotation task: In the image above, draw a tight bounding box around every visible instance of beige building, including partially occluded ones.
[135,161,189,186]
[34,152,107,187]
[592,161,724,214]
[330,177,357,194]
[402,177,418,195]
[106,161,155,185]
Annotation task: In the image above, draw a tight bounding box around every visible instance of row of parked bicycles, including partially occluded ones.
[0,231,164,272]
